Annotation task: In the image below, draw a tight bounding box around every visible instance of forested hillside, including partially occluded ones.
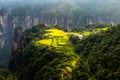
[74,25,120,80]
[0,69,18,80]
[8,24,120,80]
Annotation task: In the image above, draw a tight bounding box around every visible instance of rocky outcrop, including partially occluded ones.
[25,16,32,28]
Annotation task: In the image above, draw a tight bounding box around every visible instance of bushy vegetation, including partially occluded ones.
[0,69,18,80]
[74,25,120,80]
[8,24,120,80]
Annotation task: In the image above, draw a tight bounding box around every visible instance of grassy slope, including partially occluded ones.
[37,27,108,46]
[35,28,80,74]
[34,27,108,77]
[14,26,109,80]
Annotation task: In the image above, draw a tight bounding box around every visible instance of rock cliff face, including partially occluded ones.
[0,12,40,49]
[0,12,11,67]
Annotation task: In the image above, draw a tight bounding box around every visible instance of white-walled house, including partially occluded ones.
[78,35,83,40]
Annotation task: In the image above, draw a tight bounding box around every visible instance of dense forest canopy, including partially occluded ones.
[8,24,120,80]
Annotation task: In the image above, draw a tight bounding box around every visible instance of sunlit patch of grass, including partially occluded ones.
[65,66,72,73]
[44,29,66,37]
[38,28,80,47]
[83,31,91,36]
[100,27,108,31]
[92,27,109,34]
[37,27,109,47]
[67,32,80,36]
[38,39,53,46]
[71,61,76,67]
